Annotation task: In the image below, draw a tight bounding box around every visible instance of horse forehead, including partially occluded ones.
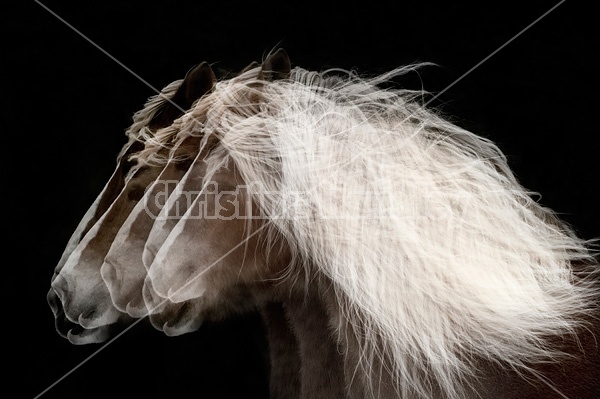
[110,171,179,241]
[60,171,154,272]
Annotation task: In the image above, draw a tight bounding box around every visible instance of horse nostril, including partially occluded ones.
[51,275,69,304]
[80,308,96,320]
[101,261,119,285]
[78,308,98,327]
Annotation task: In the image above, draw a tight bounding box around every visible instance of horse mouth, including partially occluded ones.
[53,306,111,344]
[66,324,111,345]
[159,301,203,337]
[47,287,114,344]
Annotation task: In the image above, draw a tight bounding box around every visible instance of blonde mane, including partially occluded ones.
[117,78,184,162]
[135,65,599,398]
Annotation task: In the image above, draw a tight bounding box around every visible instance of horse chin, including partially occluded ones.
[66,324,111,345]
[77,305,122,329]
[53,310,78,339]
[146,300,186,334]
[161,316,203,337]
[144,290,204,336]
[125,299,149,318]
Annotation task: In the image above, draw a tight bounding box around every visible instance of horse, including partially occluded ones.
[49,49,600,398]
[48,54,302,399]
[47,60,216,343]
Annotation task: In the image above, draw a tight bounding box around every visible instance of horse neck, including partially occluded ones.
[259,301,301,399]
[279,287,347,399]
[316,283,402,399]
[258,268,396,399]
[247,271,346,399]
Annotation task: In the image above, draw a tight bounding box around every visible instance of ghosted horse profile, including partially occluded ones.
[47,60,216,343]
[48,54,301,398]
[50,49,600,398]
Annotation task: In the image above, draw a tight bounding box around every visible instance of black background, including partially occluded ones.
[7,1,599,398]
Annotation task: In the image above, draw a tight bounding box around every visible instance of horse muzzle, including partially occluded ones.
[47,278,123,344]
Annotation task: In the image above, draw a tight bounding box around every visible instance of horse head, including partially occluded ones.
[50,54,290,340]
[132,54,291,335]
[143,49,294,306]
[48,61,216,343]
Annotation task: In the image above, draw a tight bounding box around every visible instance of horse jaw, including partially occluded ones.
[142,275,256,337]
[142,276,203,336]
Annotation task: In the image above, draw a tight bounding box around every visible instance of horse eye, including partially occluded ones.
[175,158,194,171]
[127,185,146,201]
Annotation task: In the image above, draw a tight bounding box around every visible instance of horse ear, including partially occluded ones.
[259,48,291,81]
[172,62,216,108]
[149,62,216,129]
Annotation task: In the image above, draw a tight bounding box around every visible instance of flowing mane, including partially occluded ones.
[117,78,184,161]
[134,64,599,398]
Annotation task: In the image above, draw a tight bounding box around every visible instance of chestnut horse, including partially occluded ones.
[48,55,301,399]
[50,49,599,398]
